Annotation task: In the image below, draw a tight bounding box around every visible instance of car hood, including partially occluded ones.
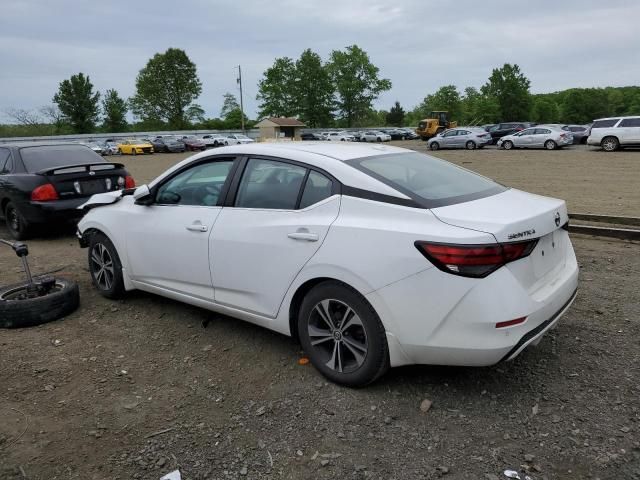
[431,188,568,243]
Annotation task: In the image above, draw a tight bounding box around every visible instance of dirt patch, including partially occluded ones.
[1,146,639,479]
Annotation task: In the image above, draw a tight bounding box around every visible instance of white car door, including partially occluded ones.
[210,157,340,317]
[617,117,640,144]
[125,157,237,300]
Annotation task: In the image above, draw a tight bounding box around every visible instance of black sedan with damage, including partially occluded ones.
[0,142,134,239]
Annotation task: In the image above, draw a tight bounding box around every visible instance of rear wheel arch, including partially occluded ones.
[288,277,373,341]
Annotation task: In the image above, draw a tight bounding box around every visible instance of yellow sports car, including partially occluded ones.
[117,139,154,155]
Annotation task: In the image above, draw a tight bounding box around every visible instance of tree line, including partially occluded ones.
[2,47,639,138]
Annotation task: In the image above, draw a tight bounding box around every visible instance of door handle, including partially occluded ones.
[288,231,319,242]
[186,222,208,232]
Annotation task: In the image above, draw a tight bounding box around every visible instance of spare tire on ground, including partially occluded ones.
[0,278,79,328]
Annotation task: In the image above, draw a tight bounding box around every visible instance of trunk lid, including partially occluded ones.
[431,189,571,292]
[431,188,567,244]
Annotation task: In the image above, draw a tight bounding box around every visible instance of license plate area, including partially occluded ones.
[532,230,564,279]
[81,179,107,194]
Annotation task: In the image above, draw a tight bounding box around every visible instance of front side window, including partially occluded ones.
[348,152,506,208]
[535,129,551,135]
[442,130,457,137]
[155,159,234,206]
[235,158,307,210]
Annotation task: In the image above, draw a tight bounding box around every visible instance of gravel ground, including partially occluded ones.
[1,144,639,480]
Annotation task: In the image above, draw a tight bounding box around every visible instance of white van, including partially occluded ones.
[587,116,640,151]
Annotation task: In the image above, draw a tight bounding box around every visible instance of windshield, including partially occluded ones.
[348,152,506,208]
[20,145,105,173]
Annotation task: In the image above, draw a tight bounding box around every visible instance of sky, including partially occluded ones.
[1,0,638,122]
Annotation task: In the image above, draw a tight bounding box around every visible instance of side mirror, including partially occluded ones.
[133,184,152,205]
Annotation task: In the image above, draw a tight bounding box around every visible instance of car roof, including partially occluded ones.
[593,115,638,121]
[149,142,413,199]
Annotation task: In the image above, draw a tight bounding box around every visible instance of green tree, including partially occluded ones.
[482,64,532,121]
[294,49,334,128]
[101,89,128,132]
[531,97,559,123]
[130,48,202,129]
[386,101,405,126]
[52,72,100,133]
[419,85,462,121]
[220,93,249,129]
[257,57,297,118]
[560,88,608,124]
[185,104,205,125]
[327,45,391,127]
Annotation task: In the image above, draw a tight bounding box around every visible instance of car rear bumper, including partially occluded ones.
[23,198,88,224]
[366,236,579,367]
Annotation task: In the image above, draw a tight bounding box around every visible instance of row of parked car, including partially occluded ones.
[427,123,590,151]
[428,116,640,151]
[81,133,255,156]
[301,128,419,143]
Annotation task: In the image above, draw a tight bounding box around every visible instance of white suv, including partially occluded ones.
[587,116,640,151]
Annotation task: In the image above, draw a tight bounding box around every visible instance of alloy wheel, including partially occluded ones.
[90,243,115,291]
[602,138,618,152]
[307,299,368,374]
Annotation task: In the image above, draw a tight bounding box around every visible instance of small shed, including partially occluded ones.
[255,117,306,141]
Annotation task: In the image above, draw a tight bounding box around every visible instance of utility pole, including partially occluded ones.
[237,65,245,134]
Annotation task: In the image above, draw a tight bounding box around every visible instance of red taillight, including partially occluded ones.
[124,175,136,189]
[31,183,59,201]
[415,240,538,278]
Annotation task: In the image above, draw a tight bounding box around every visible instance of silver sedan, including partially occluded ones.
[427,128,492,150]
[497,127,573,150]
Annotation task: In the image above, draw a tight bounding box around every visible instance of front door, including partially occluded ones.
[210,157,340,317]
[126,158,236,300]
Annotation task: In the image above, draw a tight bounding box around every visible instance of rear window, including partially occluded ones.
[348,152,506,208]
[592,119,619,128]
[20,145,104,173]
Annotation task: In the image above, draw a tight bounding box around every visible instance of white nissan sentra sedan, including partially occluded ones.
[77,143,578,387]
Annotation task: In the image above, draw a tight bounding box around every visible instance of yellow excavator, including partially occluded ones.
[415,111,457,140]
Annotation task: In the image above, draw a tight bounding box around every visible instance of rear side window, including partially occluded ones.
[235,158,306,210]
[534,129,551,134]
[349,152,506,208]
[618,118,640,128]
[20,145,104,173]
[299,171,333,209]
[592,119,619,128]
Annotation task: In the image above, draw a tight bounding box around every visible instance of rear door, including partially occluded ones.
[210,157,340,317]
[617,117,640,144]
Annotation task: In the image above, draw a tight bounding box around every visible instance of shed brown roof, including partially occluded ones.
[266,117,306,127]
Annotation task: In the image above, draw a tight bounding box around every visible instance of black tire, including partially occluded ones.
[164,146,170,153]
[0,278,79,328]
[601,136,619,152]
[503,140,514,150]
[465,140,477,150]
[545,140,557,150]
[4,201,31,240]
[131,148,137,156]
[429,141,440,151]
[298,281,389,387]
[88,232,125,299]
